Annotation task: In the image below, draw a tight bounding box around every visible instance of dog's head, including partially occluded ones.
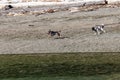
[48,29,51,35]
[101,24,105,28]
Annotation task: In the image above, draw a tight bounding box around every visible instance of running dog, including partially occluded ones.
[48,30,61,37]
[92,24,106,35]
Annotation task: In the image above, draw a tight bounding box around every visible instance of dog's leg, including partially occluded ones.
[100,28,106,34]
[96,29,100,35]
[102,29,106,33]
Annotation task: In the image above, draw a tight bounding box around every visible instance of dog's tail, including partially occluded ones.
[57,32,61,36]
[92,27,95,31]
[57,31,61,36]
[56,30,61,36]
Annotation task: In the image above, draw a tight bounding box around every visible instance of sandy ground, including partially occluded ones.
[0,5,120,54]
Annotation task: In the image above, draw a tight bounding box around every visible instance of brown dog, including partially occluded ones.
[48,30,61,37]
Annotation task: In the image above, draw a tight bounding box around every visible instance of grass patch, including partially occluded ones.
[0,75,108,80]
[2,74,120,80]
[0,52,120,78]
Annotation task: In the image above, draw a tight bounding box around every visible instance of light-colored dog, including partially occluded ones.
[92,24,106,35]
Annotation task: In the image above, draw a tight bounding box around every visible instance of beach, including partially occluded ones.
[0,4,120,54]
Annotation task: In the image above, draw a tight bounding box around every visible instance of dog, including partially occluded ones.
[92,24,106,35]
[48,30,61,37]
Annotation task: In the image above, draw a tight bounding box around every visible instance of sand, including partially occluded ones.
[0,4,120,54]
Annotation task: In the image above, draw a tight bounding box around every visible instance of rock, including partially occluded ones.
[106,4,118,8]
[13,13,25,16]
[46,9,54,13]
[7,12,15,16]
[4,5,13,10]
[84,8,94,11]
[0,5,4,9]
[30,10,46,16]
[69,7,80,12]
[7,12,25,16]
